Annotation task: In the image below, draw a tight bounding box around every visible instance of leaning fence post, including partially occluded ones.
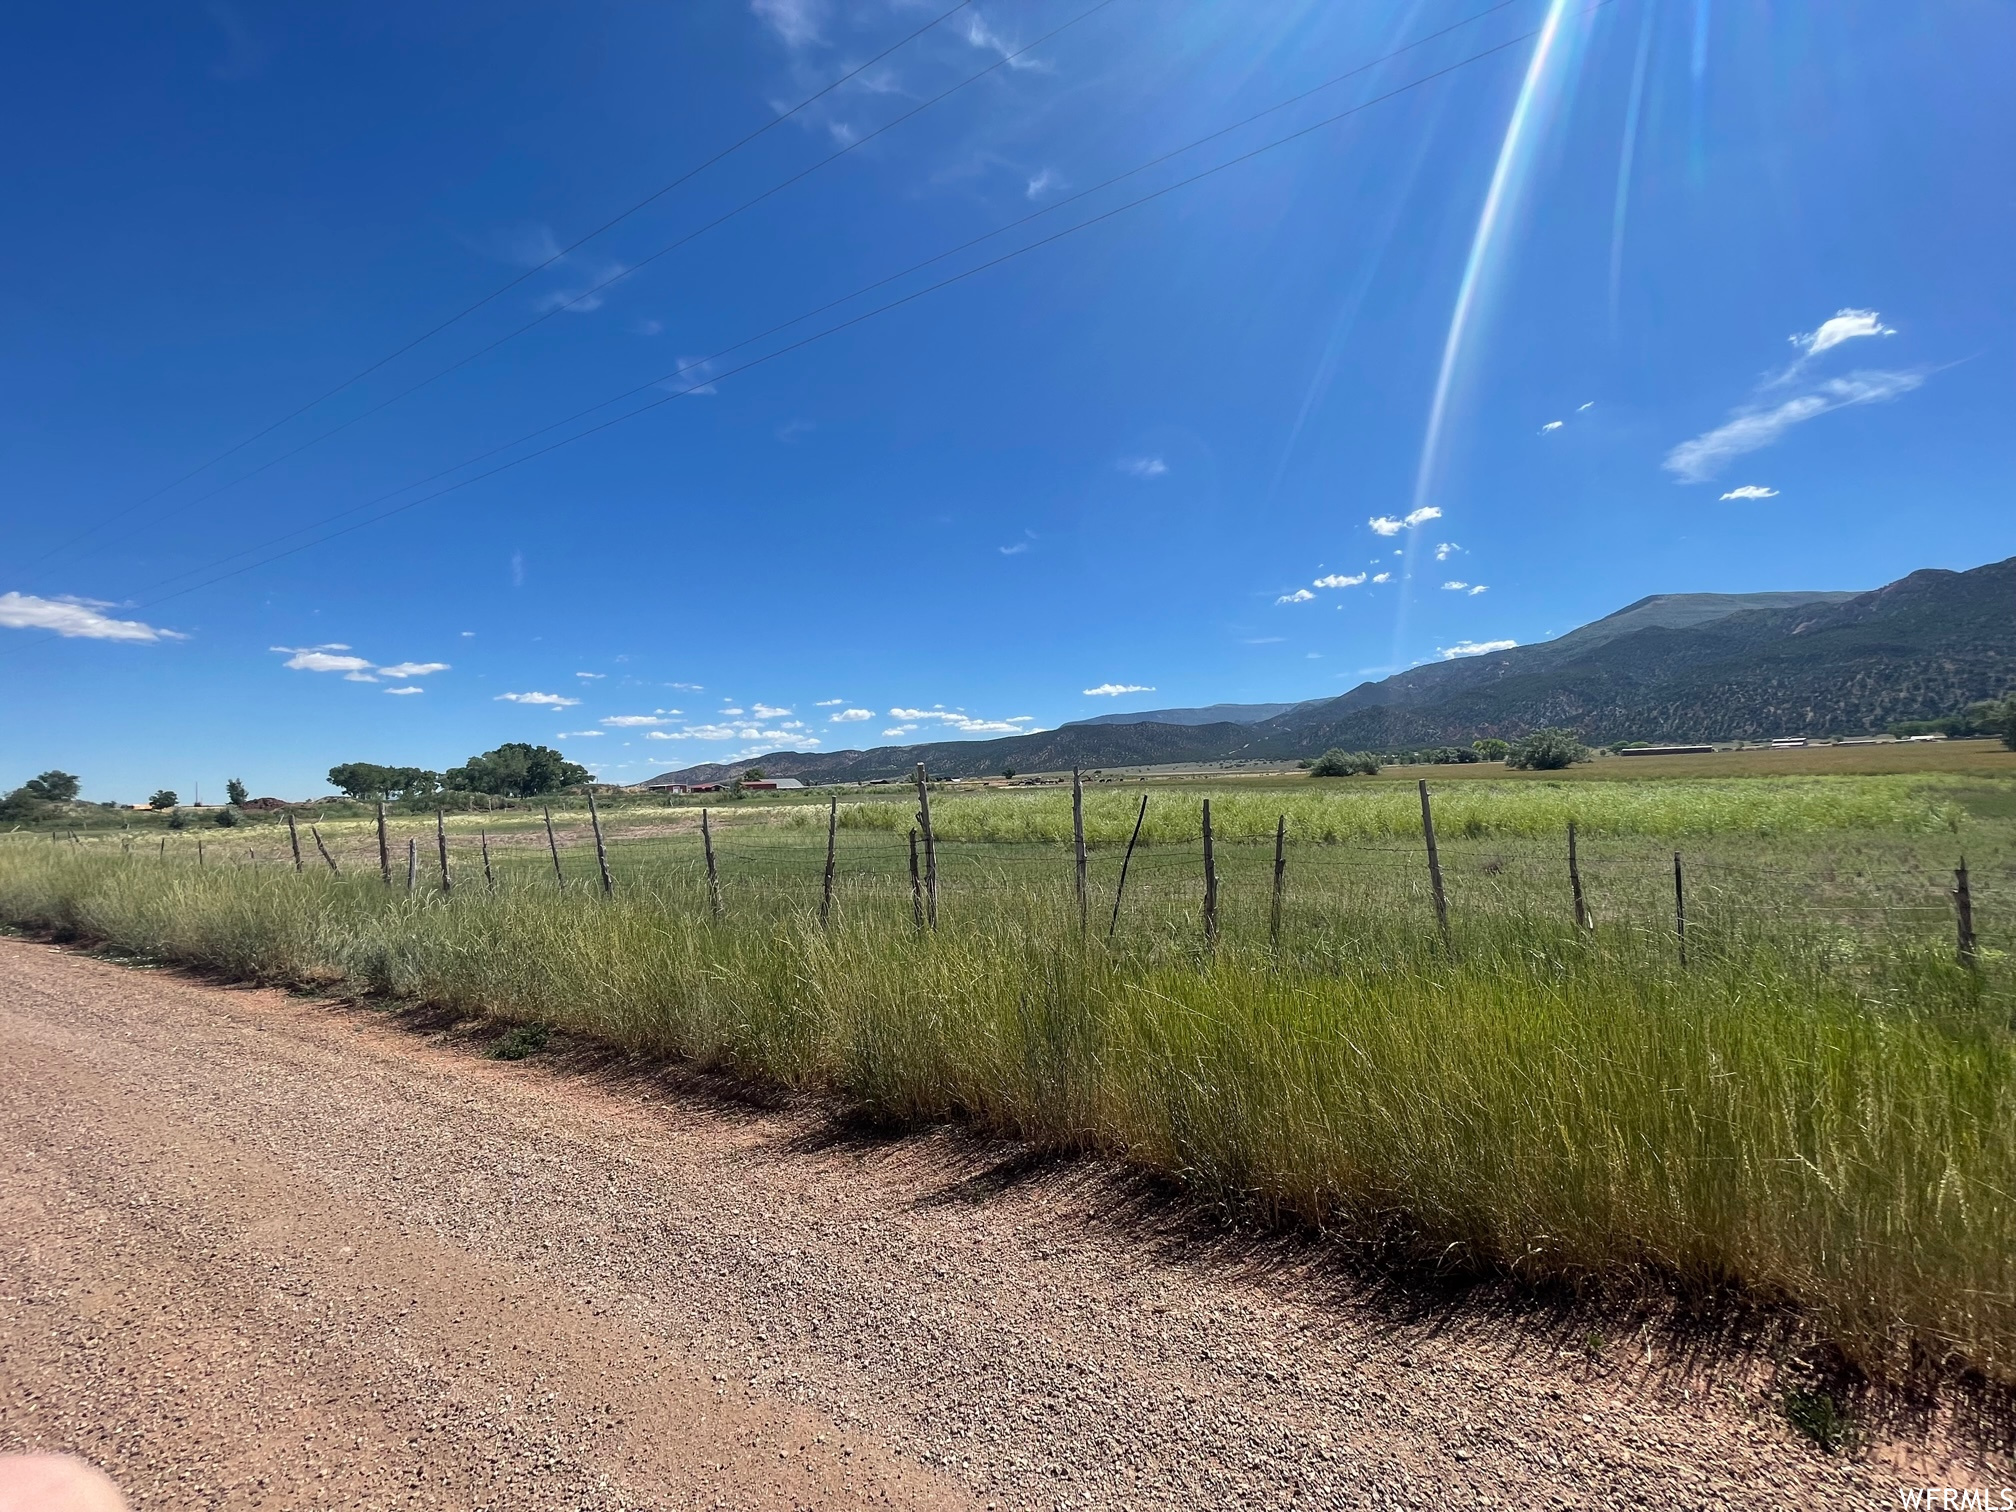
[1201,798,1218,948]
[820,795,838,929]
[1270,815,1287,949]
[543,805,565,887]
[1673,851,1688,969]
[376,801,392,886]
[406,838,417,892]
[285,810,303,873]
[586,789,614,897]
[1567,820,1590,931]
[1072,766,1088,934]
[1419,780,1449,946]
[436,808,452,893]
[1955,857,1978,968]
[1108,792,1148,940]
[311,825,339,874]
[480,830,495,890]
[701,807,721,917]
[909,827,925,931]
[914,763,937,930]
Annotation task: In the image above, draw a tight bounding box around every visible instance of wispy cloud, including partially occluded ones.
[1368,506,1441,536]
[965,10,1045,69]
[1540,420,1563,433]
[1441,581,1471,591]
[601,715,668,727]
[998,541,1030,555]
[669,681,703,691]
[2,593,184,642]
[830,708,873,722]
[1026,168,1057,199]
[1441,638,1517,659]
[384,686,424,696]
[272,644,376,679]
[753,703,791,718]
[556,729,603,737]
[815,698,845,706]
[1118,456,1167,479]
[1371,572,1392,584]
[1664,370,1922,482]
[1433,542,1460,561]
[1276,588,1316,604]
[1083,683,1154,697]
[1791,307,1894,359]
[576,670,605,679]
[1468,585,1489,595]
[751,0,824,49]
[377,661,449,679]
[496,691,580,707]
[887,706,1031,735]
[1313,572,1367,588]
[1719,484,1780,501]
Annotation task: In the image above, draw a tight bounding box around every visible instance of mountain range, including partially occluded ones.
[641,556,2016,786]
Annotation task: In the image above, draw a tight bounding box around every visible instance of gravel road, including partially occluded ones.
[0,937,2003,1509]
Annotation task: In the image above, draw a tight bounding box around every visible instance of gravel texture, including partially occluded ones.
[1,936,2006,1509]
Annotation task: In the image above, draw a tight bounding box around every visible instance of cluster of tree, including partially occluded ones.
[1307,749,1381,777]
[1504,728,1590,770]
[1889,695,2016,747]
[0,769,81,820]
[327,744,590,802]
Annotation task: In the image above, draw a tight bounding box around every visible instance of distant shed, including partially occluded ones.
[742,777,805,791]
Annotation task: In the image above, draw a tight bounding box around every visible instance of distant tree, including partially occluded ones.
[1001,766,1016,779]
[148,789,178,810]
[1506,728,1589,771]
[327,763,441,801]
[23,770,81,802]
[1471,738,1510,762]
[212,805,240,827]
[1309,748,1380,777]
[441,743,586,798]
[742,768,766,781]
[224,777,249,806]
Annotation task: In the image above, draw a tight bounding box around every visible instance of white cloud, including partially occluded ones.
[383,686,424,696]
[669,681,703,691]
[1433,542,1460,561]
[601,715,668,727]
[377,661,448,679]
[752,703,791,718]
[1791,308,1894,358]
[1083,683,1154,697]
[0,592,183,642]
[557,729,604,737]
[1540,420,1563,433]
[1441,581,1470,591]
[720,706,746,716]
[1118,456,1167,479]
[1441,638,1518,659]
[1026,168,1057,199]
[1313,572,1367,588]
[1276,588,1316,604]
[1719,484,1780,501]
[1368,506,1442,536]
[1469,585,1489,595]
[965,12,1044,69]
[576,670,605,679]
[815,698,845,706]
[830,708,873,722]
[998,541,1030,555]
[886,706,1026,734]
[496,691,580,707]
[1664,370,1922,482]
[883,726,914,737]
[751,0,825,48]
[273,646,375,676]
[1577,401,1595,411]
[1371,572,1392,584]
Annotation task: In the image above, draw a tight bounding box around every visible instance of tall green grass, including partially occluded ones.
[2,835,2011,1384]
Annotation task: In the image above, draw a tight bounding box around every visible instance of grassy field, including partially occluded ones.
[4,761,2014,1386]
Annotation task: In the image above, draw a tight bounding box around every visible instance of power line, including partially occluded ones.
[111,0,1546,605]
[22,0,980,572]
[114,7,1592,614]
[90,0,1121,546]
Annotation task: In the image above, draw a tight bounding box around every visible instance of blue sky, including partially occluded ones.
[4,0,2011,801]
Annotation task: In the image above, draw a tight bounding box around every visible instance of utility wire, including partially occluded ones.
[95,0,1120,544]
[112,0,1544,603]
[21,0,980,571]
[115,6,1595,616]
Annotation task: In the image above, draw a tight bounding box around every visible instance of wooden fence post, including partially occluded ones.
[1072,767,1088,933]
[286,810,303,873]
[914,764,937,930]
[1955,857,1978,969]
[1673,852,1688,969]
[909,828,924,931]
[1201,798,1218,948]
[586,790,614,897]
[406,838,417,893]
[1419,780,1449,946]
[311,825,339,874]
[436,809,452,893]
[1108,793,1148,940]
[1567,820,1590,931]
[543,806,565,887]
[1270,815,1286,949]
[480,831,495,890]
[820,796,838,929]
[701,808,721,917]
[159,837,166,860]
[376,801,392,886]
[197,838,205,866]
